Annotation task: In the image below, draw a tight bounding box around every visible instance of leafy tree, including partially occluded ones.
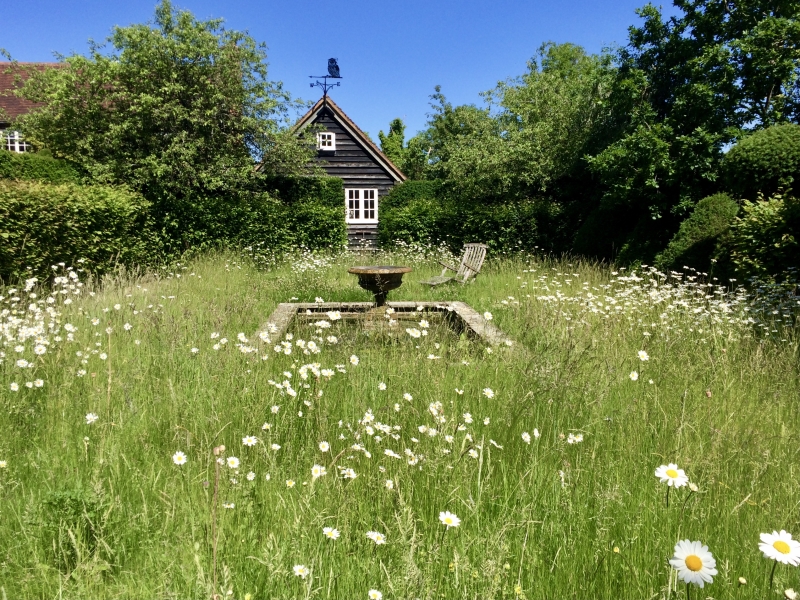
[583,0,800,261]
[378,119,406,166]
[15,1,313,232]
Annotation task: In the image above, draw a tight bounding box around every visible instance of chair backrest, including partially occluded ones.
[455,243,488,282]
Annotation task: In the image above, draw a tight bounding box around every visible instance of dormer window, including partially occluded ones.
[317,132,336,151]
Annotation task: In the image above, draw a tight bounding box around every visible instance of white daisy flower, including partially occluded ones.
[522,432,531,444]
[293,564,309,579]
[226,456,240,469]
[655,463,689,488]
[311,464,327,479]
[242,436,258,447]
[366,531,386,545]
[85,413,99,425]
[368,590,382,600]
[439,510,461,528]
[323,527,340,540]
[638,350,650,361]
[319,441,330,452]
[172,451,187,465]
[669,539,718,588]
[759,530,800,565]
[629,371,639,381]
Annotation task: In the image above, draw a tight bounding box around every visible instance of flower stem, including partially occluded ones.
[768,560,777,590]
[666,485,671,508]
[686,582,690,600]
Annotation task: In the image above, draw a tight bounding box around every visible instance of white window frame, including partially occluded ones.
[2,130,33,153]
[317,131,336,151]
[345,188,378,224]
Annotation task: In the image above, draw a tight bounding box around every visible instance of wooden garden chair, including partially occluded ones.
[420,243,488,286]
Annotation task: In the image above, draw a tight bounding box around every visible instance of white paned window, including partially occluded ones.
[345,188,378,224]
[317,132,336,151]
[2,130,33,153]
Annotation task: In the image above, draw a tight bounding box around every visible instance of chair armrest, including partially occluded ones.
[437,260,457,272]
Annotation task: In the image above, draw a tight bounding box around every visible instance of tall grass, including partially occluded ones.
[0,248,798,599]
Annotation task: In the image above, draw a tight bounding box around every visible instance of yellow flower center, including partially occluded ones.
[666,469,679,478]
[685,555,703,572]
[773,541,791,554]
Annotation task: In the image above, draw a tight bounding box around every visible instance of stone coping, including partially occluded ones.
[259,301,513,347]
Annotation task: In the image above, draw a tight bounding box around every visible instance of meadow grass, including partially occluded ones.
[0,247,798,599]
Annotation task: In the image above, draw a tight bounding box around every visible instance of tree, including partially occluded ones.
[582,0,800,261]
[15,1,313,215]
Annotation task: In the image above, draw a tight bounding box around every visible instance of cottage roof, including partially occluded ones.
[292,96,406,182]
[0,62,60,124]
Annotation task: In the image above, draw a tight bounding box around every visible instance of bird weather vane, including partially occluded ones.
[309,58,342,98]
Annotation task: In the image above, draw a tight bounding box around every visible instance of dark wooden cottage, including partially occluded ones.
[293,96,406,248]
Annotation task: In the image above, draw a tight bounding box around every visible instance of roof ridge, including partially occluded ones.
[293,96,407,182]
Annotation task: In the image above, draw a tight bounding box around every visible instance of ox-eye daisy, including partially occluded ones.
[655,464,689,488]
[368,590,382,600]
[669,539,717,588]
[293,565,309,579]
[366,531,386,545]
[323,527,340,540]
[439,511,461,528]
[172,451,187,465]
[760,530,800,566]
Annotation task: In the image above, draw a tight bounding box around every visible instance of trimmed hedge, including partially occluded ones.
[723,124,800,200]
[379,181,564,251]
[0,180,157,281]
[655,193,739,272]
[0,150,82,184]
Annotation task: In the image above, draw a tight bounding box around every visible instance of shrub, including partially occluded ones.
[379,185,562,252]
[0,180,158,281]
[722,124,800,200]
[724,192,800,280]
[655,193,739,272]
[0,149,82,183]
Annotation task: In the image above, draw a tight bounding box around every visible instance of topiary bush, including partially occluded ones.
[655,193,739,272]
[0,149,83,183]
[722,124,800,200]
[0,180,159,281]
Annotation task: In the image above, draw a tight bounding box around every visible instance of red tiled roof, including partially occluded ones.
[0,62,61,124]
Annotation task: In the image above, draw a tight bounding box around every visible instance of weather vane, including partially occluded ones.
[309,58,342,98]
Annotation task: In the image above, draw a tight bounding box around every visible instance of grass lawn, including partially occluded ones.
[1,247,798,599]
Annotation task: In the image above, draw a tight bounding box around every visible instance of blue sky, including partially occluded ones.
[3,0,680,141]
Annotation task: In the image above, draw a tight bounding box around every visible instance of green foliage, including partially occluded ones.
[0,149,82,183]
[0,180,158,281]
[722,124,800,200]
[27,486,112,574]
[726,192,800,279]
[655,193,740,271]
[379,181,563,251]
[14,0,315,252]
[259,175,344,209]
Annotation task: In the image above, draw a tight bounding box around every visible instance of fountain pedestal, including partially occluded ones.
[347,265,412,306]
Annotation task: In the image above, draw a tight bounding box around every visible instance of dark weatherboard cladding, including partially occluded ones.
[291,96,406,248]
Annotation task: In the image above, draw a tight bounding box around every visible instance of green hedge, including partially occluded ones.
[379,181,564,251]
[0,150,82,184]
[655,193,740,272]
[722,124,800,200]
[259,175,344,209]
[0,180,157,281]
